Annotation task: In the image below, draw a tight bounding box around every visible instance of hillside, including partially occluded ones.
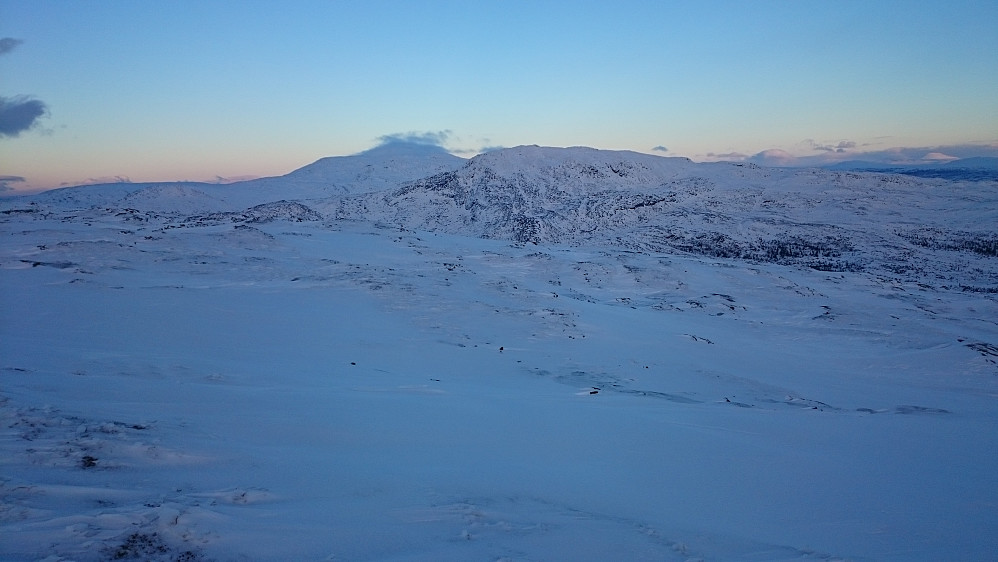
[1,145,996,561]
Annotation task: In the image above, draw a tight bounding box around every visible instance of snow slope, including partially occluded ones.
[212,142,468,209]
[18,142,467,215]
[1,146,997,561]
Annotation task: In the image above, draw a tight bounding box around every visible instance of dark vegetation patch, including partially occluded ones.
[897,228,998,257]
[107,532,204,561]
[626,228,863,272]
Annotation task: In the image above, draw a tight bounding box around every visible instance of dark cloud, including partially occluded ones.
[0,40,48,139]
[0,96,48,137]
[651,145,669,152]
[88,176,132,185]
[0,175,25,193]
[59,176,131,187]
[0,38,23,56]
[376,130,452,147]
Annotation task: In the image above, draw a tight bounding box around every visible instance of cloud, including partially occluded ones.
[748,149,797,166]
[0,174,25,192]
[0,96,48,137]
[376,130,452,147]
[0,42,51,139]
[212,175,260,184]
[922,151,960,162]
[803,139,857,153]
[0,38,22,56]
[741,142,998,167]
[60,176,132,187]
[858,143,998,164]
[704,152,749,161]
[651,145,669,152]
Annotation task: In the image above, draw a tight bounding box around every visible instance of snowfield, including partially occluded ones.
[2,145,997,561]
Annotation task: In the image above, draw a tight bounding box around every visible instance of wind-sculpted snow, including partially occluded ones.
[1,144,997,560]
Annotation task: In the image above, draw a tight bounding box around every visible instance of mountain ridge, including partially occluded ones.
[4,144,996,290]
[318,145,996,289]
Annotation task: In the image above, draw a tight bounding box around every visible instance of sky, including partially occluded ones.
[1,0,997,193]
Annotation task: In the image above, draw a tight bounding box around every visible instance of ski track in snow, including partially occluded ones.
[1,146,997,561]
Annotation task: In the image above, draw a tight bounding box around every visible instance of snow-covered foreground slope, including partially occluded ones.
[2,148,997,560]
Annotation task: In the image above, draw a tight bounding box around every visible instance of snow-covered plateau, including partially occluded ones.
[2,144,996,561]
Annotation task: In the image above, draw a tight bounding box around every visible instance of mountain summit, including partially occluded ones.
[218,141,467,206]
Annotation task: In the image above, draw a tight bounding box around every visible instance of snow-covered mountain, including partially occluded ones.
[18,141,467,214]
[827,157,998,182]
[330,145,701,242]
[212,141,468,208]
[283,141,468,192]
[327,145,997,289]
[6,142,997,301]
[2,144,996,561]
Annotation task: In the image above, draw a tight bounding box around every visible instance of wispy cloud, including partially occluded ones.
[702,151,750,162]
[922,152,959,162]
[803,139,857,153]
[748,149,798,166]
[0,37,23,56]
[60,176,132,187]
[212,175,260,184]
[376,130,452,147]
[651,145,669,153]
[746,141,998,167]
[0,174,25,192]
[0,96,48,137]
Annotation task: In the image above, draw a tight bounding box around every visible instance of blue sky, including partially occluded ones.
[1,0,996,192]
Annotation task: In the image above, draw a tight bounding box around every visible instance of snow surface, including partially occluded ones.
[1,146,997,561]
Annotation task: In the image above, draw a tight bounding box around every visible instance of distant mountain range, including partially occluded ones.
[824,156,998,181]
[827,156,998,170]
[4,144,996,291]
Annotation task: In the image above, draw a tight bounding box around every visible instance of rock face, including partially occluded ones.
[333,146,700,243]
